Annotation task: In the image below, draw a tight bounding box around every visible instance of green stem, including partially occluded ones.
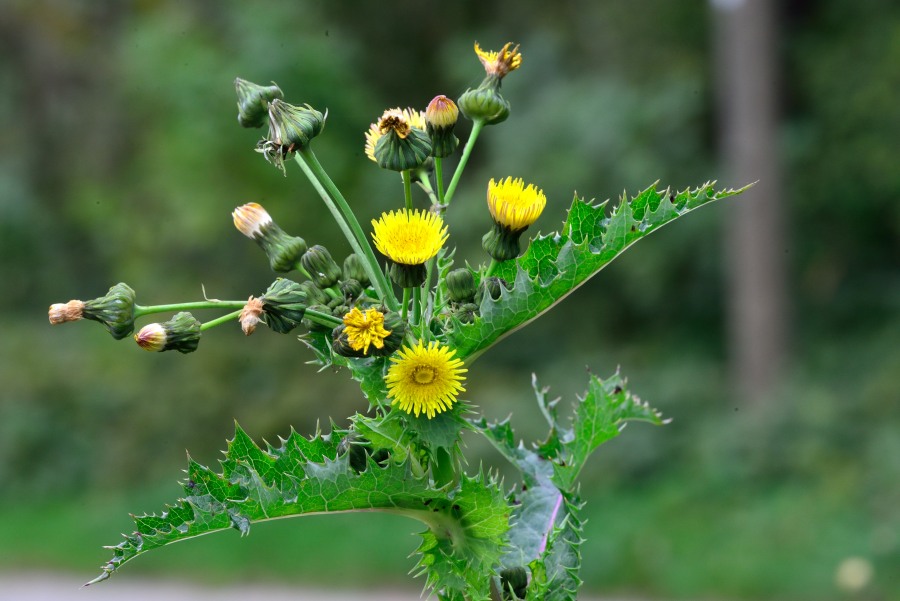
[304,308,343,329]
[434,157,446,208]
[401,287,411,323]
[134,301,247,318]
[412,286,421,332]
[402,170,413,211]
[485,258,500,279]
[415,170,438,206]
[293,148,398,312]
[199,309,242,331]
[444,119,485,205]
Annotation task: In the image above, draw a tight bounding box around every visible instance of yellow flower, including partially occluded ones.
[371,209,448,266]
[474,42,522,79]
[386,340,467,419]
[364,108,427,163]
[487,177,547,230]
[342,307,392,355]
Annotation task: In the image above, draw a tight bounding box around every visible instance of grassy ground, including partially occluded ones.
[1,472,895,600]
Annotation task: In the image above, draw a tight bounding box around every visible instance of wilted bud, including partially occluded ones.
[301,245,341,288]
[342,253,370,287]
[446,268,477,303]
[48,300,84,325]
[232,202,307,273]
[372,108,433,172]
[134,312,201,354]
[257,99,326,172]
[259,278,307,334]
[239,296,264,335]
[458,42,522,126]
[425,95,460,158]
[57,282,137,340]
[234,78,284,128]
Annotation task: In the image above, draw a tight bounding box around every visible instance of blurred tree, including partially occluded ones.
[712,0,789,404]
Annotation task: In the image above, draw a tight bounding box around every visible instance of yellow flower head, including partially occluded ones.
[364,108,427,162]
[342,307,392,355]
[474,42,522,80]
[487,177,547,230]
[386,340,467,419]
[371,208,448,265]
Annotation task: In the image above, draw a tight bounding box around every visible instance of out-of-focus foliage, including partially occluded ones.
[1,0,898,599]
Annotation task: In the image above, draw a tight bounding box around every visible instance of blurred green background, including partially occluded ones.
[1,0,898,599]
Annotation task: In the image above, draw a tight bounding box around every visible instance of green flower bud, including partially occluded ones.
[373,109,432,172]
[232,202,307,273]
[482,221,526,262]
[82,283,137,340]
[458,86,510,125]
[446,268,477,303]
[499,567,528,600]
[425,95,460,158]
[476,276,508,304]
[134,311,200,354]
[389,262,427,289]
[340,278,364,301]
[342,254,370,287]
[452,302,479,324]
[298,280,330,306]
[234,78,283,128]
[260,278,307,334]
[301,245,342,288]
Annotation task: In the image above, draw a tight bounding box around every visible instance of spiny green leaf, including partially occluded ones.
[89,423,509,598]
[445,182,748,361]
[476,370,665,600]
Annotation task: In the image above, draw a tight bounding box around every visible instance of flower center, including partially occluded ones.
[413,366,436,385]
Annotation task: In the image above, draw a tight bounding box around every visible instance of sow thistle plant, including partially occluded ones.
[49,42,746,600]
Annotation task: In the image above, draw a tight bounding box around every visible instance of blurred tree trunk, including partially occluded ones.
[712,0,789,404]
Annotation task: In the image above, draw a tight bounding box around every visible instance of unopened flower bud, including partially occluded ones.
[452,302,479,324]
[301,245,341,288]
[232,202,307,273]
[57,282,137,340]
[340,278,364,301]
[372,108,432,172]
[446,268,477,303]
[299,280,330,306]
[234,78,284,128]
[260,278,307,334]
[239,296,264,335]
[458,87,510,125]
[499,567,528,600]
[135,311,201,353]
[342,254,370,287]
[425,95,460,158]
[476,277,508,304]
